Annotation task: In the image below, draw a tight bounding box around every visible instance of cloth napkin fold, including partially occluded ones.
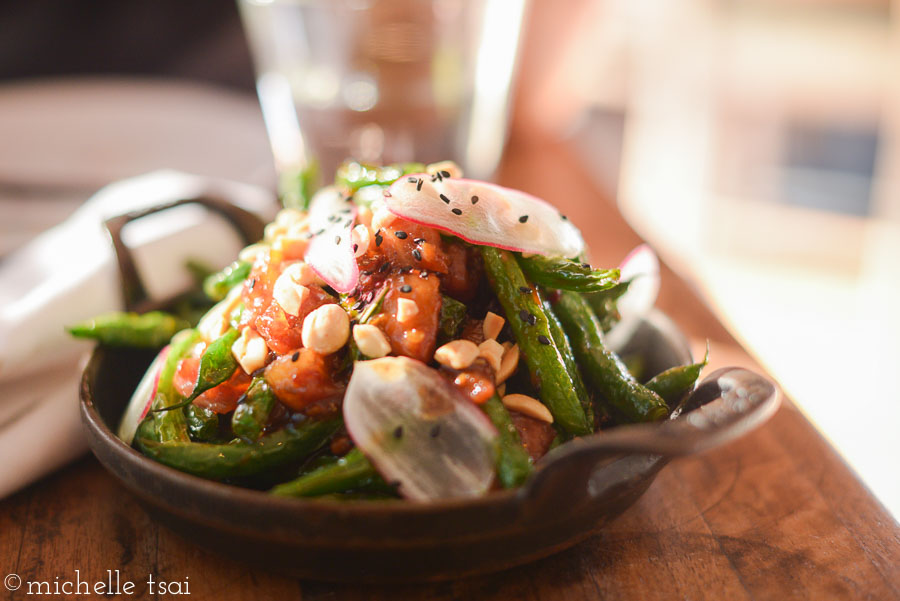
[0,171,277,499]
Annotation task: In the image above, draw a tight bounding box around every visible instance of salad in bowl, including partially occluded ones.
[72,160,707,502]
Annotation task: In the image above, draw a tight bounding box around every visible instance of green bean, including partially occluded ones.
[481,395,532,488]
[438,295,467,344]
[335,161,425,192]
[480,247,592,437]
[135,415,160,444]
[185,404,219,442]
[519,255,619,293]
[542,300,594,427]
[232,377,277,441]
[158,329,240,413]
[67,311,190,348]
[185,259,215,287]
[151,329,201,442]
[552,290,668,423]
[136,418,342,481]
[645,347,709,407]
[203,261,251,302]
[270,448,384,497]
[280,160,320,211]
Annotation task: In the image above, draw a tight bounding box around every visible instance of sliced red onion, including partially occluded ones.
[117,346,168,444]
[343,357,498,501]
[386,176,585,258]
[305,186,359,293]
[606,244,660,352]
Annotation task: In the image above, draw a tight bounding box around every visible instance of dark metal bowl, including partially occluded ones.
[80,311,774,582]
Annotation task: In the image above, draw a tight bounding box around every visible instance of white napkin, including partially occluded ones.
[0,171,277,499]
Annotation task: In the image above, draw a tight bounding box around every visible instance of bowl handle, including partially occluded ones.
[103,196,266,312]
[518,367,781,514]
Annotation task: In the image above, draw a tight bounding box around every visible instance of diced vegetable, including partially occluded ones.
[605,244,660,352]
[305,186,359,293]
[117,346,168,443]
[343,357,498,501]
[386,176,585,258]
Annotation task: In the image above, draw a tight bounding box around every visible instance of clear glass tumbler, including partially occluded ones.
[237,0,527,182]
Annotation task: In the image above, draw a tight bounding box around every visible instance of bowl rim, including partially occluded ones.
[80,309,692,516]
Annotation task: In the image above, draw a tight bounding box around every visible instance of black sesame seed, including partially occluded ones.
[400,284,412,293]
[528,314,537,325]
[400,266,413,274]
[519,215,529,223]
[353,244,359,252]
[439,170,451,178]
[334,235,341,245]
[413,237,425,244]
[249,278,256,291]
[379,262,391,273]
[518,286,531,294]
[361,270,374,276]
[375,233,383,247]
[291,351,300,362]
[581,262,591,269]
[451,208,462,215]
[436,172,443,181]
[412,248,423,261]
[345,196,354,203]
[439,193,451,204]
[537,335,551,345]
[315,228,325,236]
[417,178,423,191]
[393,425,403,439]
[407,176,417,183]
[518,309,530,322]
[560,214,568,221]
[471,195,479,204]
[430,424,441,438]
[394,231,408,239]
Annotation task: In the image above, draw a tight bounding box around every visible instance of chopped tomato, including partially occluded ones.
[357,217,448,276]
[510,412,557,461]
[373,271,441,363]
[440,358,495,404]
[241,253,335,355]
[441,239,482,302]
[172,356,251,414]
[265,348,344,411]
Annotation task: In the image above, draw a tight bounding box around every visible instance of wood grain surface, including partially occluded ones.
[1,137,898,601]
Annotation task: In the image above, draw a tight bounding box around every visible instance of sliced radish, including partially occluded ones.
[305,186,359,293]
[343,357,498,501]
[386,176,585,258]
[606,244,660,352]
[117,346,168,444]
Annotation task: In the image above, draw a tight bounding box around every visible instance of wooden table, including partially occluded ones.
[1,135,898,601]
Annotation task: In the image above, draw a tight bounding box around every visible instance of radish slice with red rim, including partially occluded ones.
[606,244,660,352]
[305,186,359,293]
[117,346,168,444]
[386,176,585,258]
[343,357,498,501]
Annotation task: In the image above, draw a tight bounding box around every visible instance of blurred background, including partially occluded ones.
[0,0,897,516]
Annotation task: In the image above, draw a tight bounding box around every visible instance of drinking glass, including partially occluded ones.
[237,0,528,182]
